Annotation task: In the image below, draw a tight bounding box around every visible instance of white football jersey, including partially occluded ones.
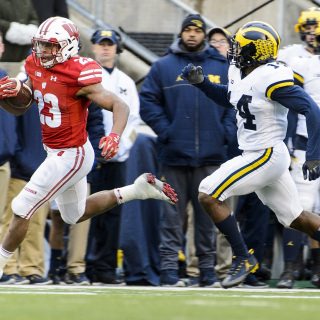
[277,44,312,67]
[228,62,294,151]
[290,55,320,138]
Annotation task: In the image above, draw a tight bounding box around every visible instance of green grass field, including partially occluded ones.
[0,285,319,320]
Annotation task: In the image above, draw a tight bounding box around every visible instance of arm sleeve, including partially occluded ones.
[194,76,234,108]
[77,61,102,87]
[271,85,320,160]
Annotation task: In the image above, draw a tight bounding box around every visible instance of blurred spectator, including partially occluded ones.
[0,0,38,62]
[0,31,17,239]
[0,103,52,285]
[31,0,69,23]
[207,27,231,58]
[207,26,233,281]
[140,14,237,287]
[85,29,141,284]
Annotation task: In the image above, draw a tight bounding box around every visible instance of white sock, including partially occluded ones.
[0,246,13,270]
[114,185,138,204]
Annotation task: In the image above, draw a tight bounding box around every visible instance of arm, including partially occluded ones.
[271,85,320,161]
[77,82,129,137]
[77,83,129,160]
[0,76,33,116]
[195,77,233,108]
[271,85,320,180]
[181,63,233,108]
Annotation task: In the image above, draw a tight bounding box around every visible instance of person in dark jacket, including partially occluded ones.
[0,53,17,234]
[0,102,52,284]
[31,0,69,23]
[139,14,238,287]
[0,0,38,62]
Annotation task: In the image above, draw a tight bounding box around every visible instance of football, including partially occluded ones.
[0,81,33,116]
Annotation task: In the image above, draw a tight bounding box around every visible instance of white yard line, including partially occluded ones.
[0,284,319,298]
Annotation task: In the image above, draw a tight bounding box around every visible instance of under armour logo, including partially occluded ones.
[50,76,57,82]
[119,87,127,95]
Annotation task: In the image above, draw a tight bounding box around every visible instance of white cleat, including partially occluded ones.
[134,173,178,204]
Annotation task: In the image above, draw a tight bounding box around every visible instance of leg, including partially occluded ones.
[192,166,220,287]
[48,205,65,284]
[198,193,250,257]
[78,173,178,223]
[198,192,257,288]
[197,147,287,288]
[0,215,30,262]
[277,227,304,289]
[158,166,188,287]
[0,174,20,283]
[77,190,118,223]
[290,210,320,239]
[235,193,270,288]
[19,201,50,284]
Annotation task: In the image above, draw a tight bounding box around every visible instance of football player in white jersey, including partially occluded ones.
[181,21,320,289]
[275,8,320,289]
[289,25,320,288]
[278,7,320,66]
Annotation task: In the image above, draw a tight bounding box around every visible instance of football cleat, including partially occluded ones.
[134,173,178,204]
[276,271,294,289]
[221,249,258,289]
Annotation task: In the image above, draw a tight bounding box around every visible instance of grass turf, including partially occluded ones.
[0,285,319,320]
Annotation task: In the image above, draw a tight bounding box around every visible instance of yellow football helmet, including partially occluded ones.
[294,7,320,41]
[228,21,280,69]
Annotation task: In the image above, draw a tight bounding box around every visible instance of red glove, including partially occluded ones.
[0,76,21,99]
[99,133,120,160]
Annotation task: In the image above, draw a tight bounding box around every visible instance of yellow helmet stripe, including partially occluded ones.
[211,148,273,199]
[266,80,294,99]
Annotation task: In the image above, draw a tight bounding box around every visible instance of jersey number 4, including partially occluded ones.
[236,94,256,131]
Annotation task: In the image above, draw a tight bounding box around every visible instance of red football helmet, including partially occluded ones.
[32,16,80,68]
